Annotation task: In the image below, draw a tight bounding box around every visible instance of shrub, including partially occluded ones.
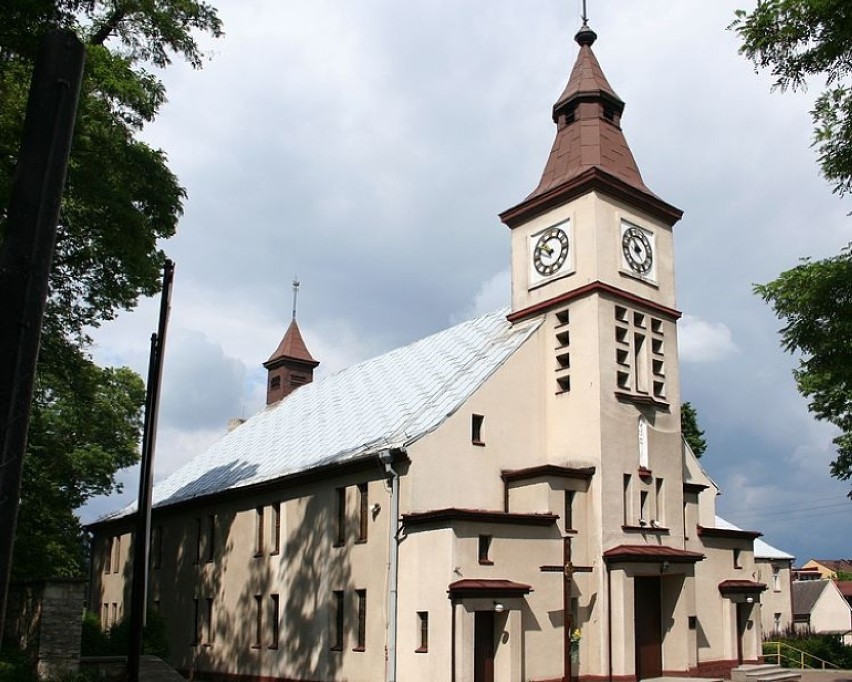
[80,608,169,659]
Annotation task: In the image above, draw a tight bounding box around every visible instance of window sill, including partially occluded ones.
[622,524,669,534]
[250,644,261,650]
[478,559,494,566]
[415,647,429,654]
[332,542,345,549]
[472,440,486,447]
[268,644,279,650]
[352,646,365,653]
[614,391,670,410]
[355,538,367,545]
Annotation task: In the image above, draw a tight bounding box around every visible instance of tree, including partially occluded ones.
[754,248,852,492]
[732,3,852,492]
[0,1,222,577]
[681,401,707,458]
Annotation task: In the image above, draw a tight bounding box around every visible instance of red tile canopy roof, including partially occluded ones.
[448,579,533,600]
[718,580,767,595]
[603,545,704,564]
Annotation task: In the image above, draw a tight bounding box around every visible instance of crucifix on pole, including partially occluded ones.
[540,536,592,682]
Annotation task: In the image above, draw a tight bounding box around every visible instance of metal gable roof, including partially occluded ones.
[107,308,541,519]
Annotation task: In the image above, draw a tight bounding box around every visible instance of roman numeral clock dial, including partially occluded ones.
[532,226,570,278]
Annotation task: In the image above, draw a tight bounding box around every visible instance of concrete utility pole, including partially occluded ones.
[0,30,85,644]
[127,260,174,682]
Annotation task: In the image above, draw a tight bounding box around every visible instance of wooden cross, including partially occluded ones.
[540,537,593,682]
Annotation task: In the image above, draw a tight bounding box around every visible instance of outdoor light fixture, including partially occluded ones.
[370,503,381,514]
[661,561,671,574]
[493,602,505,613]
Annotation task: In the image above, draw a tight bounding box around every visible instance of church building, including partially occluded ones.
[89,22,776,682]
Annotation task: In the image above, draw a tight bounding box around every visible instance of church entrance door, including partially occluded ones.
[474,610,495,682]
[634,576,663,680]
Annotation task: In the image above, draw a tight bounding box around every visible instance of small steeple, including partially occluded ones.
[264,278,319,405]
[500,22,681,228]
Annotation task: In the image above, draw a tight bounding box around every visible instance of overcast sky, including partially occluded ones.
[82,0,851,563]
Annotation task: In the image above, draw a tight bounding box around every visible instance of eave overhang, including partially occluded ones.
[402,508,558,529]
[448,579,533,600]
[698,526,762,541]
[718,580,767,595]
[603,544,704,564]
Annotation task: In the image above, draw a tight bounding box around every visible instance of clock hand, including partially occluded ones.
[539,243,554,256]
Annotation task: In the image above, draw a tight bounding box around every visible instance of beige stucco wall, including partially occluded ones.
[757,559,793,635]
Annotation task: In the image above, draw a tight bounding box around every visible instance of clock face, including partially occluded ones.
[533,227,570,277]
[622,226,653,275]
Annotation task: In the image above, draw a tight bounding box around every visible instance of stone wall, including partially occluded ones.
[4,579,86,680]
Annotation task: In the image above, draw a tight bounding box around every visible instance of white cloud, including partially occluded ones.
[453,269,510,323]
[678,314,738,363]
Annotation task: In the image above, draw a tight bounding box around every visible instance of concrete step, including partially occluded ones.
[731,664,801,682]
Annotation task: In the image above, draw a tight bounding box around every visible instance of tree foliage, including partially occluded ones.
[732,0,852,195]
[0,0,222,577]
[733,2,852,493]
[754,248,852,489]
[681,401,707,458]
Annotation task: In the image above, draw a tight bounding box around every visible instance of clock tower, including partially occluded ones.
[499,23,687,562]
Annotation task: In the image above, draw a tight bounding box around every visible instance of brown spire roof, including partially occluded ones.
[264,319,318,369]
[500,26,682,228]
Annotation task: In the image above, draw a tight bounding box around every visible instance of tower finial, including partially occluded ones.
[575,0,597,46]
[291,277,300,321]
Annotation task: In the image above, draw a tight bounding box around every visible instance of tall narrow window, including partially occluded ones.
[113,536,121,573]
[733,549,742,569]
[192,598,200,646]
[357,484,368,543]
[623,474,632,526]
[478,535,493,565]
[334,488,346,547]
[255,507,264,557]
[639,490,649,523]
[253,595,262,648]
[772,565,781,592]
[271,502,281,555]
[112,603,118,626]
[205,597,214,644]
[151,525,163,569]
[638,416,649,469]
[104,538,113,574]
[471,414,485,445]
[331,591,344,651]
[416,612,429,653]
[206,514,216,562]
[194,517,202,563]
[355,589,367,651]
[654,478,664,525]
[102,603,109,628]
[634,333,648,394]
[270,594,280,649]
[564,490,575,532]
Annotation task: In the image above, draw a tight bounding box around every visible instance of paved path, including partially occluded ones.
[797,670,852,682]
[138,655,186,681]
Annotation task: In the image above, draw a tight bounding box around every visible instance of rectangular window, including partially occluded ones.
[774,612,782,632]
[112,603,118,626]
[152,525,163,569]
[255,506,264,557]
[564,490,575,531]
[357,484,368,543]
[334,488,346,547]
[772,566,781,591]
[654,478,664,525]
[205,597,214,644]
[271,502,281,555]
[253,595,262,648]
[192,598,200,646]
[634,333,648,393]
[270,375,281,390]
[355,589,366,651]
[112,536,121,573]
[471,414,485,445]
[102,603,109,629]
[104,538,112,574]
[733,549,742,569]
[194,517,202,564]
[206,514,216,562]
[331,591,344,651]
[416,612,429,653]
[683,501,689,540]
[623,474,631,526]
[478,535,493,565]
[270,594,280,649]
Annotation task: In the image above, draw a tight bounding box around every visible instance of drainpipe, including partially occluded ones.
[607,561,613,682]
[379,449,402,682]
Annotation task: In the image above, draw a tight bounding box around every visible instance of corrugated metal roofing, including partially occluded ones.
[107,308,540,519]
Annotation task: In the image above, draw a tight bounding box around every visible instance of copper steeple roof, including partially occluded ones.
[500,25,682,228]
[264,319,318,369]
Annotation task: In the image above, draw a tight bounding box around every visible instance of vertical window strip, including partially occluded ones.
[113,536,121,573]
[255,506,264,557]
[332,590,344,651]
[357,484,368,543]
[417,611,429,652]
[271,502,281,555]
[355,589,366,651]
[253,595,262,648]
[564,490,575,532]
[622,474,631,526]
[192,598,200,646]
[104,538,112,574]
[270,594,280,649]
[205,597,214,644]
[335,488,346,546]
[194,517,202,563]
[207,515,216,562]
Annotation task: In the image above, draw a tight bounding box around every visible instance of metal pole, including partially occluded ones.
[127,260,174,682]
[564,537,574,682]
[0,29,84,643]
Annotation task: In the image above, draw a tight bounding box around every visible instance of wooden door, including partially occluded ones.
[634,577,662,681]
[474,611,495,682]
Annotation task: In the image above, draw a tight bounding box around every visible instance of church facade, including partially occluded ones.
[90,24,775,682]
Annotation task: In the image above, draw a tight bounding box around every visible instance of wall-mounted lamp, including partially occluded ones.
[370,502,381,516]
[493,602,505,613]
[746,596,754,604]
[661,560,671,574]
